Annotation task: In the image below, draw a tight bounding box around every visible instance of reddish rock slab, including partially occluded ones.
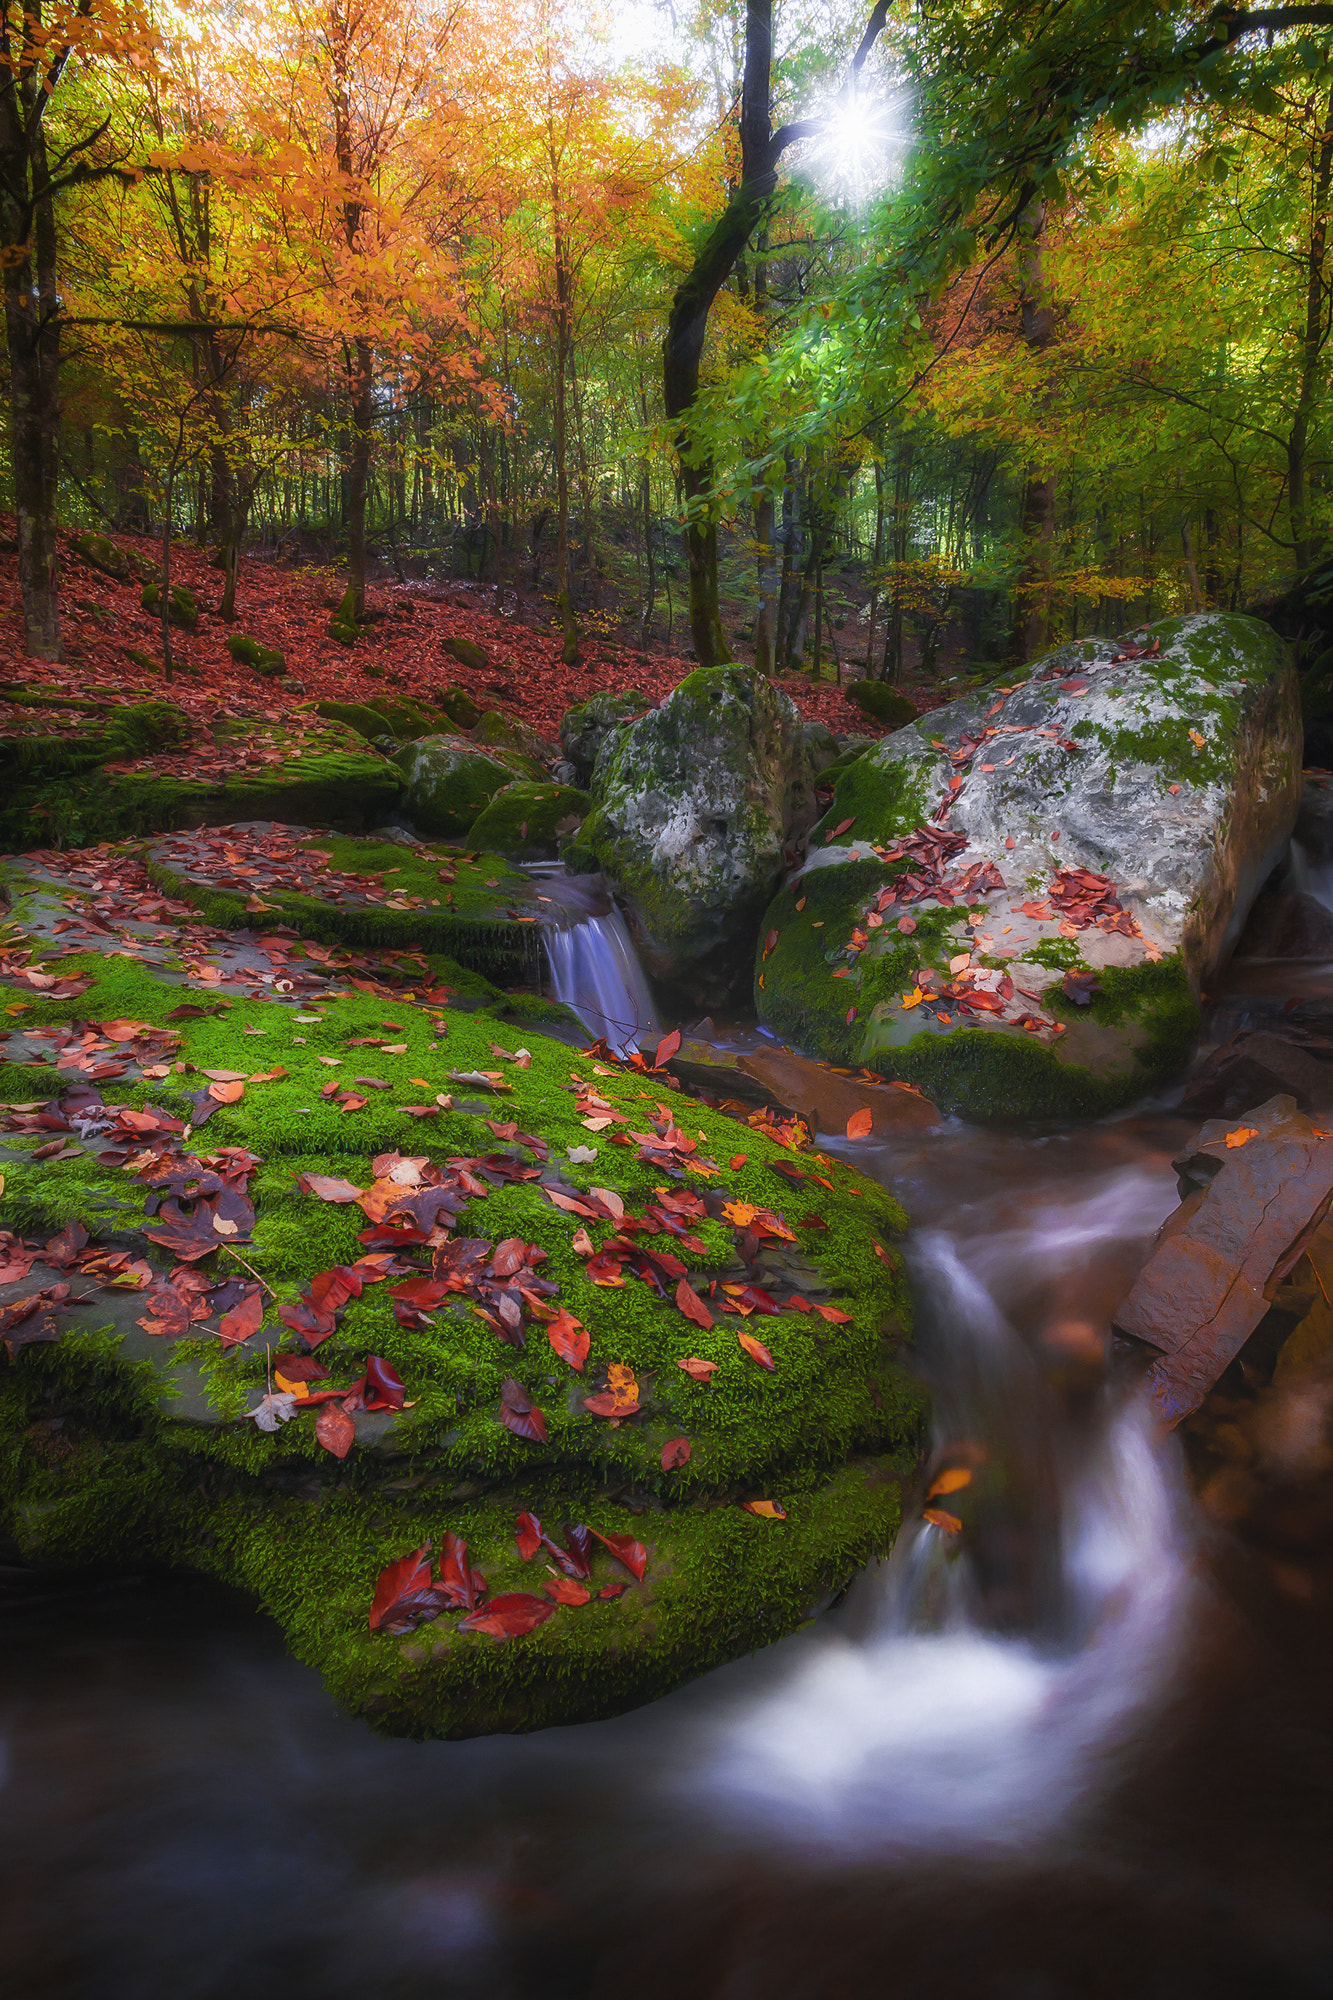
[1114,1094,1333,1424]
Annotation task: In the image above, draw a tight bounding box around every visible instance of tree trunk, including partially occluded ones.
[553,229,580,665]
[1289,77,1333,575]
[1008,201,1057,665]
[2,103,61,661]
[346,337,373,618]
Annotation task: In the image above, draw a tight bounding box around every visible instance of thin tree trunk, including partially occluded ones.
[346,337,373,617]
[553,224,579,665]
[1289,76,1333,575]
[1008,201,1058,665]
[2,101,61,660]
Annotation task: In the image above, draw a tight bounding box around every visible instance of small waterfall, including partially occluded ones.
[527,866,660,1054]
[689,1163,1195,1857]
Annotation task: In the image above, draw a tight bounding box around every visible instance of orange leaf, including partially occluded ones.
[546,1310,589,1371]
[729,1153,747,1169]
[1225,1126,1257,1149]
[740,1499,786,1519]
[738,1331,775,1370]
[846,1107,872,1140]
[660,1436,691,1471]
[542,1575,591,1606]
[927,1467,972,1499]
[923,1507,963,1533]
[315,1405,356,1459]
[677,1355,719,1383]
[208,1078,244,1104]
[676,1277,714,1330]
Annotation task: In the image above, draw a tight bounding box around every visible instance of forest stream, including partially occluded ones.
[4,855,1333,2000]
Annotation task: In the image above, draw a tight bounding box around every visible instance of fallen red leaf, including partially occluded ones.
[315,1404,356,1459]
[655,1027,681,1067]
[677,1355,719,1383]
[846,1106,872,1139]
[542,1575,591,1606]
[546,1309,589,1370]
[368,1545,439,1633]
[298,1172,364,1203]
[500,1375,547,1442]
[516,1510,544,1560]
[675,1276,713,1330]
[661,1436,691,1471]
[738,1331,776,1370]
[589,1528,647,1580]
[458,1592,555,1638]
[217,1287,264,1347]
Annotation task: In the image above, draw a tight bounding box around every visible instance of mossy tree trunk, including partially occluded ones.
[1288,74,1333,578]
[1007,200,1057,667]
[0,79,61,661]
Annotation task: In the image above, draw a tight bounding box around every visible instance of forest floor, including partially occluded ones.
[0,524,929,746]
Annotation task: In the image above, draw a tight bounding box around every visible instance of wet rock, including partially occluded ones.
[393,734,527,836]
[1113,1093,1333,1423]
[576,667,813,1007]
[671,1038,942,1139]
[468,780,590,861]
[1233,887,1333,959]
[1178,1028,1333,1116]
[471,708,555,768]
[557,689,651,788]
[756,613,1302,1123]
[801,720,840,780]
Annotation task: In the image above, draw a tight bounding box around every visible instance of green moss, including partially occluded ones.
[73,532,129,583]
[438,684,482,730]
[844,683,917,728]
[807,741,940,846]
[441,634,488,673]
[328,586,361,647]
[226,632,286,677]
[469,781,589,860]
[141,582,199,631]
[0,927,923,1735]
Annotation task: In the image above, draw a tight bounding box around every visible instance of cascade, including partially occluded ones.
[529,865,660,1053]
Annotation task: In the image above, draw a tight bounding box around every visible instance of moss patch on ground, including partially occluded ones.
[0,908,923,1736]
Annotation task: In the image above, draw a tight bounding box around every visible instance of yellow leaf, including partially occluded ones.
[1225,1126,1257,1149]
[1189,729,1206,747]
[900,988,924,1010]
[721,1200,759,1226]
[927,1466,972,1499]
[740,1499,787,1519]
[923,1507,963,1533]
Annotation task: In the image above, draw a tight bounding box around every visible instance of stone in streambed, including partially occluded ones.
[468,781,590,862]
[670,1038,941,1139]
[575,668,813,1007]
[756,613,1301,1123]
[557,689,652,788]
[1179,1028,1333,1117]
[393,734,529,836]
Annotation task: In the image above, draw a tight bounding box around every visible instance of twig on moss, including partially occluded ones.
[222,1244,277,1297]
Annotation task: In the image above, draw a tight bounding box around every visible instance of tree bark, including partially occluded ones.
[1289,76,1333,575]
[663,0,891,666]
[1007,201,1057,666]
[1,90,61,660]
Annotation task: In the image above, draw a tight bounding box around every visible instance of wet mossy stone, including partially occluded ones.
[579,667,812,1007]
[0,698,192,788]
[394,734,528,838]
[757,612,1302,1124]
[558,688,651,787]
[844,681,918,729]
[472,709,553,766]
[469,781,590,861]
[226,632,286,678]
[72,532,129,583]
[438,683,482,731]
[146,824,547,983]
[141,581,199,631]
[442,633,488,673]
[0,925,923,1739]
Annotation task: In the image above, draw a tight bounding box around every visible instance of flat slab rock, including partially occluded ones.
[1114,1093,1333,1423]
[672,1038,942,1140]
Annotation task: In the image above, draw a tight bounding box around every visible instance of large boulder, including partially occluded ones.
[469,780,589,861]
[755,614,1301,1123]
[576,667,814,1006]
[558,689,652,788]
[393,733,525,836]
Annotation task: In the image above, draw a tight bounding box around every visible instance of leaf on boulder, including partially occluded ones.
[738,1331,775,1370]
[589,1528,647,1580]
[546,1309,589,1370]
[677,1355,719,1383]
[500,1375,547,1442]
[660,1436,691,1471]
[846,1107,872,1139]
[542,1576,591,1606]
[368,1545,440,1633]
[458,1592,554,1638]
[740,1500,786,1519]
[675,1277,713,1330]
[297,1172,364,1203]
[315,1405,356,1459]
[217,1287,264,1347]
[655,1028,681,1066]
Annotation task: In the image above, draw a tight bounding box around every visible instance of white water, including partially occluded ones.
[541,894,661,1054]
[690,1162,1193,1857]
[1290,837,1333,914]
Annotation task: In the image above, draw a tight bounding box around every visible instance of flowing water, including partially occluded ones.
[5,885,1333,1998]
[529,867,661,1054]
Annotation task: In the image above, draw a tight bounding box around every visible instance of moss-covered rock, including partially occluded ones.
[394,734,530,838]
[442,634,488,672]
[558,689,652,786]
[757,613,1301,1122]
[469,781,590,861]
[141,581,199,631]
[438,683,483,731]
[226,632,286,677]
[577,668,812,1007]
[328,586,361,647]
[844,681,917,728]
[316,696,437,743]
[472,709,553,765]
[72,532,129,583]
[0,879,923,1738]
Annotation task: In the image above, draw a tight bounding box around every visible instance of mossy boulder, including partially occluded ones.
[472,709,553,766]
[438,683,482,731]
[802,719,841,779]
[141,581,199,631]
[758,613,1301,1123]
[469,781,590,861]
[394,734,529,838]
[226,632,286,678]
[316,696,437,743]
[845,681,917,729]
[442,634,488,673]
[73,532,129,583]
[0,882,923,1739]
[0,699,193,793]
[577,667,813,1007]
[558,689,652,787]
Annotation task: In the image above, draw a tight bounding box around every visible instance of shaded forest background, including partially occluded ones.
[3,0,1333,700]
